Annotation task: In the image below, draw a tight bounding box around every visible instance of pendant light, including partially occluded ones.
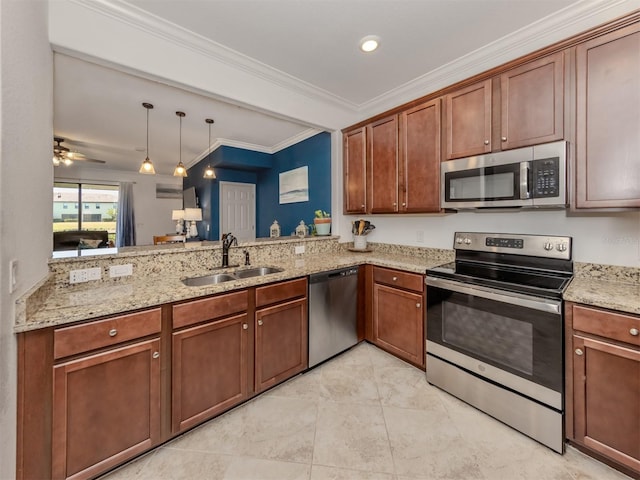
[139,102,156,174]
[203,118,216,179]
[173,111,188,177]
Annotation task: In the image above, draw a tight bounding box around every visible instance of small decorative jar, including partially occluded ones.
[295,220,307,238]
[270,220,281,238]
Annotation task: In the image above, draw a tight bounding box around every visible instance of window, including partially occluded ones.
[53,182,119,249]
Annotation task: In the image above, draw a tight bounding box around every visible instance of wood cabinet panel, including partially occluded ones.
[54,308,161,359]
[575,23,640,208]
[255,298,308,393]
[52,339,161,480]
[343,127,367,214]
[373,284,424,367]
[400,99,442,213]
[572,304,640,347]
[500,52,564,149]
[255,277,306,308]
[445,80,492,160]
[368,115,399,213]
[373,266,423,293]
[172,290,248,329]
[172,314,249,433]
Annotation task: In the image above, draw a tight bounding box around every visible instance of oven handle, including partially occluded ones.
[425,277,561,314]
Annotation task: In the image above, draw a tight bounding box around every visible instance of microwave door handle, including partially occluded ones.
[519,162,530,199]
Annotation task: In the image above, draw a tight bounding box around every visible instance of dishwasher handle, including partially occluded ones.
[309,267,359,284]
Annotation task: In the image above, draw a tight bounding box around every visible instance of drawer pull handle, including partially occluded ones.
[392,276,398,281]
[416,303,421,308]
[630,328,639,336]
[258,320,264,326]
[152,351,160,359]
[108,329,118,337]
[575,348,583,356]
[242,323,248,330]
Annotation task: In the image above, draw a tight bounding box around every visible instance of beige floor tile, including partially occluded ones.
[265,368,324,401]
[374,366,444,411]
[368,345,413,369]
[318,362,380,405]
[331,343,374,366]
[99,450,154,479]
[310,464,395,480]
[223,457,311,480]
[136,448,232,479]
[313,402,394,473]
[561,446,634,480]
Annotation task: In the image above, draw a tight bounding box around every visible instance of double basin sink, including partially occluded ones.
[183,266,284,287]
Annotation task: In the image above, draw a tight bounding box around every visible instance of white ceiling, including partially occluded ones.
[53,0,589,175]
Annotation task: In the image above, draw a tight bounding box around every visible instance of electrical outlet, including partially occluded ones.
[417,230,425,243]
[109,264,133,278]
[295,245,305,254]
[69,267,102,284]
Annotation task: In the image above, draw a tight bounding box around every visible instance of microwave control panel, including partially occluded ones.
[531,157,559,197]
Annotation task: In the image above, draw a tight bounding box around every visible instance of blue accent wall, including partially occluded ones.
[186,132,331,240]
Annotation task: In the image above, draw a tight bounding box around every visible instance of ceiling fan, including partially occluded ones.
[53,137,106,166]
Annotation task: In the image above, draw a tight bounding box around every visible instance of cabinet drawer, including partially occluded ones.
[573,304,640,347]
[173,290,248,329]
[373,267,423,293]
[54,308,161,359]
[256,278,307,308]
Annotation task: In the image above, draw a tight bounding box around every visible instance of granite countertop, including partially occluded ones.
[564,277,640,315]
[15,250,447,333]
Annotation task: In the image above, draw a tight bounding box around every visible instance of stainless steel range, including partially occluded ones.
[425,232,573,453]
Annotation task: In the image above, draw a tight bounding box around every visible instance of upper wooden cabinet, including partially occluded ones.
[575,23,640,209]
[343,127,367,214]
[444,52,564,160]
[344,99,442,215]
[445,79,492,160]
[500,52,564,150]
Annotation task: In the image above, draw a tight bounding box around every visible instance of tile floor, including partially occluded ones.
[103,343,632,480]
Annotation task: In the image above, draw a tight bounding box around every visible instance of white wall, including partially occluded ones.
[58,166,183,245]
[0,1,53,478]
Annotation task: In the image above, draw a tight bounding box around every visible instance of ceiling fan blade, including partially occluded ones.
[74,157,107,164]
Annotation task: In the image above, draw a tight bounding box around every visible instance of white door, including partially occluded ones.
[219,181,256,241]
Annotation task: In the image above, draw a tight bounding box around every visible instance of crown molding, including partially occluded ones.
[68,0,358,111]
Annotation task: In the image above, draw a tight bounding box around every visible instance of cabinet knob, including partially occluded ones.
[108,328,117,337]
[402,202,406,207]
[484,140,489,145]
[630,328,639,336]
[393,202,397,206]
[392,276,398,281]
[258,319,263,326]
[242,323,248,330]
[152,351,160,359]
[361,204,365,208]
[501,136,507,142]
[575,348,583,356]
[416,303,421,308]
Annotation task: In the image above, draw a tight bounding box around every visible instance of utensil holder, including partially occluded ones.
[353,235,367,250]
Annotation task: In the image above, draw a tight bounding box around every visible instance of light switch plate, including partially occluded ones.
[110,264,133,277]
[69,267,102,284]
[295,245,305,254]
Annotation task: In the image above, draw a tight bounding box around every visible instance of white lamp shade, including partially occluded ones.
[184,208,202,222]
[171,209,185,220]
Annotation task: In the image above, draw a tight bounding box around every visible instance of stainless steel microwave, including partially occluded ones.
[441,141,567,209]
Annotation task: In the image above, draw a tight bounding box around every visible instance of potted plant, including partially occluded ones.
[314,210,331,235]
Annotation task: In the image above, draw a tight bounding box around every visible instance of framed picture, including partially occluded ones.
[156,183,182,199]
[279,166,309,204]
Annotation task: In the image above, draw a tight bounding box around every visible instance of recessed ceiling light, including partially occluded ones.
[360,35,380,53]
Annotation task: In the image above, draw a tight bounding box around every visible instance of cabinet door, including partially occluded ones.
[500,52,564,150]
[368,115,399,213]
[575,23,640,208]
[172,314,249,433]
[399,99,442,213]
[445,79,492,160]
[572,335,640,472]
[255,298,308,393]
[343,127,367,214]
[373,284,424,368]
[52,339,161,480]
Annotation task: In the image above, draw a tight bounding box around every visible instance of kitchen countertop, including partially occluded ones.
[15,249,448,333]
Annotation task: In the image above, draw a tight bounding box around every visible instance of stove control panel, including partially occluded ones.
[454,232,572,260]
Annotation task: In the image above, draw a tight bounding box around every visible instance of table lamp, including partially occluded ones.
[184,208,202,238]
[171,209,185,234]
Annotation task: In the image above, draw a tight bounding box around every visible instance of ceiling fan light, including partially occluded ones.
[52,156,61,167]
[139,157,156,174]
[203,165,216,179]
[63,157,73,166]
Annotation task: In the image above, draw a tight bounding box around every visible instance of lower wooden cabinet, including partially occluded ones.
[566,303,640,476]
[52,338,161,480]
[370,267,425,368]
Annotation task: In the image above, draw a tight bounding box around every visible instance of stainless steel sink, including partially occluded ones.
[182,266,284,286]
[182,273,237,287]
[233,266,284,279]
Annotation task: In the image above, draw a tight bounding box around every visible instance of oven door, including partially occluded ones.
[425,276,563,409]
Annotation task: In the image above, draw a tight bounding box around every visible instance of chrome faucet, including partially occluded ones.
[221,233,237,268]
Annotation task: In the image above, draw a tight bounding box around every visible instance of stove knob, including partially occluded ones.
[543,242,554,251]
[455,237,463,244]
[464,238,472,245]
[556,243,567,252]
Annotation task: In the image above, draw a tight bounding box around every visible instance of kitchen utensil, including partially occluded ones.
[358,220,365,235]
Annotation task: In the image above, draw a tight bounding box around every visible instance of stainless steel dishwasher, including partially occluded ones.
[308,266,359,368]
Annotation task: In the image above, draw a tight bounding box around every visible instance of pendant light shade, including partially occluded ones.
[203,118,216,179]
[139,102,156,174]
[173,111,188,177]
